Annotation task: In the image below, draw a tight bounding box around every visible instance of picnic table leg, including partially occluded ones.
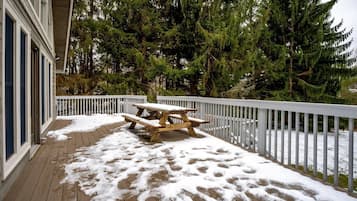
[180,113,197,137]
[129,108,144,129]
[159,112,169,126]
[147,111,160,120]
[150,130,161,142]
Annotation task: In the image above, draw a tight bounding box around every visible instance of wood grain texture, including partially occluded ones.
[3,120,125,201]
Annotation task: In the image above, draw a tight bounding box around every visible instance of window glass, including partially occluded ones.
[41,55,45,124]
[5,14,15,159]
[20,30,27,145]
[48,63,51,118]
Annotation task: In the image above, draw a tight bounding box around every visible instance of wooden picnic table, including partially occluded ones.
[123,103,209,142]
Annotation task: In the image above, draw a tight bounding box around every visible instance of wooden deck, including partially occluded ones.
[4,120,125,201]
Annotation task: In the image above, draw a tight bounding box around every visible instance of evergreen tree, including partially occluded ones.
[61,0,356,104]
[261,0,355,102]
[97,0,163,94]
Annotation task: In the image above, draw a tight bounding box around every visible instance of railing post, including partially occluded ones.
[124,98,128,113]
[116,98,120,113]
[258,108,267,156]
[199,102,204,119]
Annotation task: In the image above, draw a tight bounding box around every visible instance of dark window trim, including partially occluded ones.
[5,13,15,159]
[20,30,27,145]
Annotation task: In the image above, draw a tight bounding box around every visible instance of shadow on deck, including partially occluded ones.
[4,120,125,201]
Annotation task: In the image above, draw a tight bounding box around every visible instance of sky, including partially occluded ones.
[329,0,357,56]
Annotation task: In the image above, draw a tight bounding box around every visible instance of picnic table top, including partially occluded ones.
[133,103,197,113]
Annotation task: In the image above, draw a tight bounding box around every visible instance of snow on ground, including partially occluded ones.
[60,119,357,201]
[47,114,124,141]
[264,130,357,176]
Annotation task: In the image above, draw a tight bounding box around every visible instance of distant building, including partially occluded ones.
[0,0,73,198]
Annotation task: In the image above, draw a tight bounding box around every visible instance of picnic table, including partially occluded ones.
[122,103,209,142]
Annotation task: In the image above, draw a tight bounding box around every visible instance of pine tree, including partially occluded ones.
[261,0,355,102]
[97,0,163,94]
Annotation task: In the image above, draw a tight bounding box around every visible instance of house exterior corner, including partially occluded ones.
[0,0,72,199]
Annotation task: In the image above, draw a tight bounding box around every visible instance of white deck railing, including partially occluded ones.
[55,95,357,193]
[56,95,147,116]
[157,96,357,193]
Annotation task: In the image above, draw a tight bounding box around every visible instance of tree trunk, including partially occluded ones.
[88,0,95,76]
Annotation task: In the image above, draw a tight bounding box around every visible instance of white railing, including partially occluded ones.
[56,95,147,116]
[157,96,357,193]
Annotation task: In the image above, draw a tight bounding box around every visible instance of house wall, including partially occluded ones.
[0,0,57,199]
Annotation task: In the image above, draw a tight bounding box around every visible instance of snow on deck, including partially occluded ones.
[267,130,357,176]
[59,116,356,201]
[47,114,124,141]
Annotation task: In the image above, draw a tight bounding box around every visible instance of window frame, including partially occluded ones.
[4,11,16,161]
[20,29,28,145]
[1,3,32,180]
[40,51,53,132]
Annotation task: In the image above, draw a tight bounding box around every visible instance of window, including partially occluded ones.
[5,14,15,159]
[20,30,27,145]
[41,55,45,125]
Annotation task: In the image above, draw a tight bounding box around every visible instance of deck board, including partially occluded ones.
[4,120,125,201]
[46,140,66,201]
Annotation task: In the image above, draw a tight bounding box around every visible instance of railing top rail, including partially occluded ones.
[157,96,357,118]
[57,95,147,99]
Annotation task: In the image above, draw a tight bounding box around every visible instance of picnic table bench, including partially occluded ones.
[122,103,209,142]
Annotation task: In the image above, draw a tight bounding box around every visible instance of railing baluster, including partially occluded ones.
[226,104,229,141]
[239,106,243,145]
[218,104,221,138]
[334,116,339,186]
[348,118,354,193]
[274,110,278,160]
[313,114,318,176]
[91,98,94,114]
[281,110,285,164]
[323,115,328,181]
[94,99,96,114]
[103,98,105,114]
[58,98,61,116]
[73,98,76,115]
[245,107,249,148]
[71,98,74,115]
[248,107,252,150]
[304,113,309,172]
[258,108,267,156]
[268,109,272,158]
[216,103,218,137]
[76,98,79,115]
[288,111,292,166]
[80,98,82,115]
[233,105,237,144]
[253,108,257,151]
[219,104,222,140]
[228,105,232,142]
[295,112,300,168]
[98,99,101,113]
[213,104,217,137]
